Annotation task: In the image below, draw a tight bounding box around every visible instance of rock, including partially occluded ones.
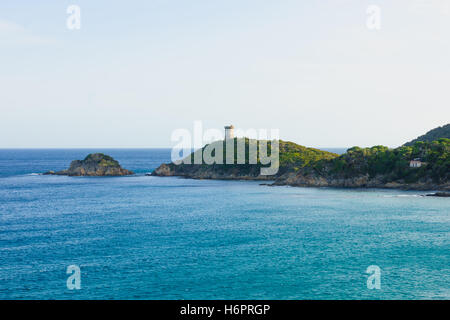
[151,162,273,181]
[426,192,450,197]
[44,153,133,176]
[152,163,175,176]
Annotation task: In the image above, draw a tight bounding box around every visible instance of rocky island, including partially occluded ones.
[153,125,450,191]
[44,153,133,176]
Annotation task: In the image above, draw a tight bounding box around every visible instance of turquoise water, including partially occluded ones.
[0,149,449,299]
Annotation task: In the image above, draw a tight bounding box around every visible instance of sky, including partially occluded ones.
[1,0,449,148]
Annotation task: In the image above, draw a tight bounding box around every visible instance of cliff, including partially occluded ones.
[44,153,133,176]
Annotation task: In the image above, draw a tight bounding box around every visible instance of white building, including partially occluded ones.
[224,125,234,140]
[409,158,422,168]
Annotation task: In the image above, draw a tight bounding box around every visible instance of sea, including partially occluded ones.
[0,149,449,299]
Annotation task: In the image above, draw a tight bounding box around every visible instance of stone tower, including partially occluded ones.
[224,125,234,140]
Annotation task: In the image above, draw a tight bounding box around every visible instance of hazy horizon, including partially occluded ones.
[1,1,449,148]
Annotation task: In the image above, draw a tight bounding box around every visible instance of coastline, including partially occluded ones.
[151,164,450,192]
[151,136,449,193]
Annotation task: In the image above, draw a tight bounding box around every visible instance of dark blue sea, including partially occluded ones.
[0,149,449,299]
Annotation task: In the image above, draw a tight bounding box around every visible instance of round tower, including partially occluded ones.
[224,125,234,140]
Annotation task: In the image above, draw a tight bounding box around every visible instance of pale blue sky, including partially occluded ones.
[1,0,449,148]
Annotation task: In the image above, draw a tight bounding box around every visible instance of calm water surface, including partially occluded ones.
[0,149,448,299]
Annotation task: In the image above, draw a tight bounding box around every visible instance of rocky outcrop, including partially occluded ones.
[271,170,450,191]
[44,153,133,176]
[152,162,449,191]
[151,163,273,180]
[152,164,177,177]
[426,192,450,197]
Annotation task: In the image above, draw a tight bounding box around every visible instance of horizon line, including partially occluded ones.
[0,146,353,150]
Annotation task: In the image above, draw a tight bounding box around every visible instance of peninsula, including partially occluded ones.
[153,125,450,191]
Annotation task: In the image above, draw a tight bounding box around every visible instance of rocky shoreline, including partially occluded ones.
[152,134,449,192]
[151,163,273,181]
[426,192,450,197]
[271,172,450,191]
[152,163,449,191]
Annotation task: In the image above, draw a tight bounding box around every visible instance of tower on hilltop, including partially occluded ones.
[224,125,234,140]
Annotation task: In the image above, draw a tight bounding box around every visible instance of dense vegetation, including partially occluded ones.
[403,123,450,146]
[84,153,120,167]
[311,138,450,184]
[278,140,338,170]
[181,138,338,175]
[157,126,449,188]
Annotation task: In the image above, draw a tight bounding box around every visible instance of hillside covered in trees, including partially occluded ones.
[404,123,450,146]
[153,127,450,191]
[274,138,449,190]
[152,138,338,180]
